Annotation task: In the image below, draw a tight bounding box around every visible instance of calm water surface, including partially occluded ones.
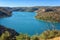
[0,12,60,35]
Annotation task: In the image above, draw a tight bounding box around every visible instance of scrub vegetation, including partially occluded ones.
[0,25,60,40]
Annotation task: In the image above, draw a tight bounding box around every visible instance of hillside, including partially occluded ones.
[0,7,12,17]
[35,8,60,22]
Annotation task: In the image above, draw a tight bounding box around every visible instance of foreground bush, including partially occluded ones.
[16,33,30,40]
[0,31,10,40]
[0,30,60,40]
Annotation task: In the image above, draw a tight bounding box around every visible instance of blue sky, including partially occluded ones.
[0,0,60,7]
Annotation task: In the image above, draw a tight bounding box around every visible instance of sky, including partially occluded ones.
[0,0,60,7]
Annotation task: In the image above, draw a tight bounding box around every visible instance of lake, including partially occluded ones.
[0,12,60,35]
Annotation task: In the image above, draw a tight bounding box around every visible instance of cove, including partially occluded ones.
[0,12,60,35]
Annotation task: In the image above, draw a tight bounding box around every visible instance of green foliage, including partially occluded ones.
[31,35,39,40]
[16,33,40,40]
[16,33,30,40]
[0,31,10,40]
[0,30,60,40]
[40,30,60,40]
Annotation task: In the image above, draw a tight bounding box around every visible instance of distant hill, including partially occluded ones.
[0,6,60,18]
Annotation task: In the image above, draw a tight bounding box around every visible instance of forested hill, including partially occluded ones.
[35,7,60,22]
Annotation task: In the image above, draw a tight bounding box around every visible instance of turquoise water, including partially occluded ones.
[0,12,60,35]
